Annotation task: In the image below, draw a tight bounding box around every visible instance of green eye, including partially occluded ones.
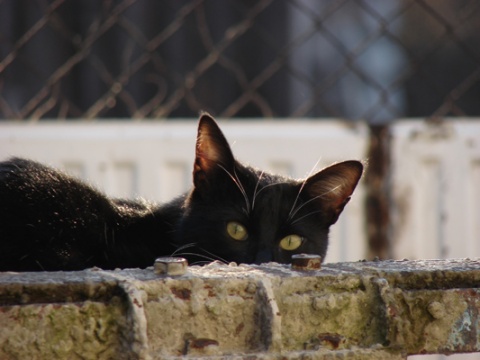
[226,221,248,241]
[279,235,304,251]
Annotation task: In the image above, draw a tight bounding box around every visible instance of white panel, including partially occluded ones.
[419,158,444,259]
[268,161,293,177]
[392,120,480,260]
[62,161,86,180]
[468,160,480,256]
[161,162,190,202]
[111,162,137,198]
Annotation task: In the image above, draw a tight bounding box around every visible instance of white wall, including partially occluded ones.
[391,120,480,261]
[3,119,480,264]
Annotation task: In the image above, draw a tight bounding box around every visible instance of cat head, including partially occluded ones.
[177,113,363,265]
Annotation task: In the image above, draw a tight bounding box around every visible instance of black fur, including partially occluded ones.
[0,114,363,271]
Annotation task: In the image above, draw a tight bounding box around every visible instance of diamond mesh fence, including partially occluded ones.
[1,0,479,122]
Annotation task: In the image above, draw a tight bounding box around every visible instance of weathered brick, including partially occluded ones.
[0,259,479,359]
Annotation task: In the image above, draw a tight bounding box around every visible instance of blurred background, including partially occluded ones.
[0,2,479,358]
[0,0,479,262]
[1,0,479,120]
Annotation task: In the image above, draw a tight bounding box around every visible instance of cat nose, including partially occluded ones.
[254,249,272,264]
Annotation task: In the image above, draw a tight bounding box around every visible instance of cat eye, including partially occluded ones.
[226,221,248,241]
[279,235,304,251]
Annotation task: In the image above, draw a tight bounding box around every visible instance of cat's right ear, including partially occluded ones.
[193,113,235,187]
[303,160,363,225]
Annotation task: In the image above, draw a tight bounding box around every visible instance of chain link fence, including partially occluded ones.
[1,0,479,122]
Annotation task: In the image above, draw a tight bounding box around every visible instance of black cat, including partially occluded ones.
[0,114,363,271]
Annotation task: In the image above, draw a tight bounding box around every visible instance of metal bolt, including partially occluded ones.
[154,257,188,276]
[291,254,322,271]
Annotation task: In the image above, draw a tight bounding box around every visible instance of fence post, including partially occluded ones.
[365,124,391,260]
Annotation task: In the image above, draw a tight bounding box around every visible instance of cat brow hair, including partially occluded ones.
[251,170,264,211]
[287,158,321,220]
[217,164,251,214]
[253,181,290,210]
[288,177,308,220]
[288,185,342,222]
[290,209,326,225]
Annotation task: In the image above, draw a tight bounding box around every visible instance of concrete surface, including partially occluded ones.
[0,258,479,359]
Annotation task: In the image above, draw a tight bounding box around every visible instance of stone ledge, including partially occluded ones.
[0,259,479,359]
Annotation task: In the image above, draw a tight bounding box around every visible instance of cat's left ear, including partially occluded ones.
[304,160,363,225]
[193,113,235,187]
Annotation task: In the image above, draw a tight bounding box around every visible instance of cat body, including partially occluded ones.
[0,114,363,271]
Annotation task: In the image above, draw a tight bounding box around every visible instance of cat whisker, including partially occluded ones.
[195,246,229,264]
[171,243,229,265]
[104,224,108,246]
[288,193,318,221]
[255,181,288,197]
[217,164,251,213]
[171,243,198,256]
[35,260,45,271]
[251,170,264,211]
[233,167,251,214]
[288,177,308,220]
[288,185,341,221]
[288,158,322,220]
[104,224,115,247]
[189,260,213,266]
[171,252,228,265]
[290,209,325,225]
[308,158,322,178]
[301,157,323,183]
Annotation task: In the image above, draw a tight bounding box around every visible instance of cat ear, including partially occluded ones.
[304,160,363,225]
[193,113,235,187]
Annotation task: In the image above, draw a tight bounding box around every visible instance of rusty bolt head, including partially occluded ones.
[154,257,188,276]
[291,254,322,271]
